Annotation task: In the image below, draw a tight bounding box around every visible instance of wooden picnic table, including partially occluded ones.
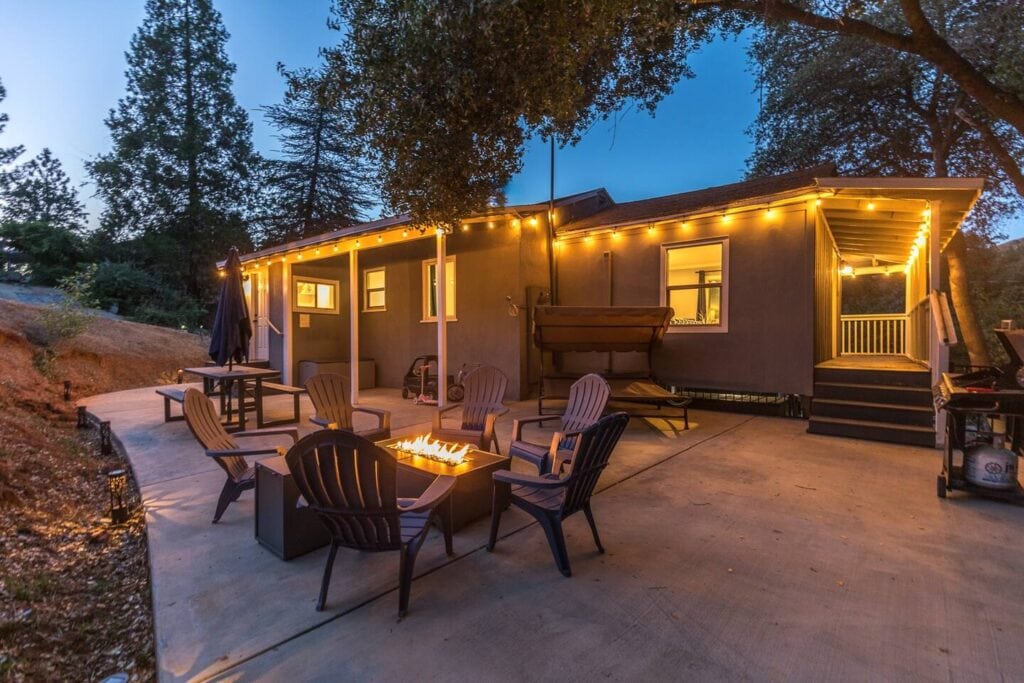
[184,365,280,432]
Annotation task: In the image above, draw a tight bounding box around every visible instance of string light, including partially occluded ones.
[612,229,620,239]
[377,234,383,243]
[297,253,303,260]
[765,207,775,218]
[866,201,876,211]
[402,229,409,238]
[528,216,538,228]
[680,221,688,230]
[462,223,470,232]
[314,248,320,256]
[721,213,731,224]
[333,244,339,252]
[512,219,521,229]
[647,224,655,235]
[355,239,360,248]
[584,232,593,243]
[815,198,822,206]
[487,221,495,229]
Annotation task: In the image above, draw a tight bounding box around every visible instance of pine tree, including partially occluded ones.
[2,148,87,230]
[88,0,259,300]
[0,77,25,184]
[258,65,373,246]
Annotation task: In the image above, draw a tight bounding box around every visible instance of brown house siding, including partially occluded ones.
[556,205,816,396]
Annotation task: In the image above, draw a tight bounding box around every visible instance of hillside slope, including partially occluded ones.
[0,298,206,681]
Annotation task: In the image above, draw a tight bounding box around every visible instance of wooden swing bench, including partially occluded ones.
[534,306,690,429]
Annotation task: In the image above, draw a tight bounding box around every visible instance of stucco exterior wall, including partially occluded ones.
[555,205,816,396]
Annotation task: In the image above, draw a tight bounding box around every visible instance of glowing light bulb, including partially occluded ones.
[355,240,360,248]
[528,216,538,227]
[462,224,469,232]
[866,201,876,211]
[402,229,409,237]
[487,221,494,229]
[333,244,339,252]
[765,207,775,218]
[314,248,320,256]
[647,225,655,235]
[612,229,620,239]
[721,214,731,224]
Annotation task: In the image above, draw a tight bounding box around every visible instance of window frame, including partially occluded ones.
[291,275,340,315]
[363,267,387,313]
[660,237,729,333]
[421,255,457,322]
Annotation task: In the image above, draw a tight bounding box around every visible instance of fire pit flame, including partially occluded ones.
[393,435,470,465]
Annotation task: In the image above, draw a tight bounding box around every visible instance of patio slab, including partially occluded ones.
[83,386,732,682]
[83,387,1024,681]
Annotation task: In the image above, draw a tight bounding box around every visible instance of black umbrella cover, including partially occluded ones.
[208,246,252,367]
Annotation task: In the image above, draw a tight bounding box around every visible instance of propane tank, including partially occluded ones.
[964,444,1019,490]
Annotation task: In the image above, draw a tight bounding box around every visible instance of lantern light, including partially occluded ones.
[107,469,130,525]
[177,369,184,384]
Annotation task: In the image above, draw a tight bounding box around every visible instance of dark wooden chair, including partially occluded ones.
[182,388,298,523]
[285,430,456,616]
[305,373,391,441]
[432,365,508,453]
[509,373,610,475]
[488,412,629,577]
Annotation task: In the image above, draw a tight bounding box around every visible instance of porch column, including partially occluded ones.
[350,247,360,406]
[282,261,293,385]
[930,201,947,446]
[436,229,448,409]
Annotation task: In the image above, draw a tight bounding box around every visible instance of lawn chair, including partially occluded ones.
[508,373,610,475]
[284,430,456,616]
[305,373,391,441]
[488,412,629,577]
[431,365,508,453]
[182,388,298,523]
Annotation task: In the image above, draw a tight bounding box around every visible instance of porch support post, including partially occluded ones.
[350,247,360,406]
[930,200,947,447]
[282,261,293,385]
[436,229,448,409]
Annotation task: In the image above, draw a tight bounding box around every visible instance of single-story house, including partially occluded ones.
[234,165,983,446]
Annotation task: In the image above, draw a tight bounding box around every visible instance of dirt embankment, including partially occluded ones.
[0,298,206,681]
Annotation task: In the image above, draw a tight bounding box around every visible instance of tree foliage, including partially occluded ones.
[0,76,23,172]
[88,0,259,300]
[257,64,373,246]
[2,148,88,232]
[331,0,1023,227]
[329,0,736,225]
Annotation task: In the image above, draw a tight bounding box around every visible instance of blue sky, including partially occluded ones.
[1,1,1018,238]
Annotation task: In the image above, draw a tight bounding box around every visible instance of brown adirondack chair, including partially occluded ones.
[488,412,629,577]
[284,429,456,616]
[509,373,610,475]
[305,373,391,442]
[431,365,508,453]
[181,388,298,523]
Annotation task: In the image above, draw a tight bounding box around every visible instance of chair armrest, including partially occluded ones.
[401,475,456,513]
[235,427,299,443]
[353,406,391,432]
[310,415,329,428]
[511,415,551,441]
[205,447,281,458]
[433,403,461,431]
[493,470,566,489]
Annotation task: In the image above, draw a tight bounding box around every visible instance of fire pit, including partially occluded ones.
[380,435,510,531]
[390,435,471,466]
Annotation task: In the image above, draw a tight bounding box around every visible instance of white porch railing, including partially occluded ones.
[840,314,907,355]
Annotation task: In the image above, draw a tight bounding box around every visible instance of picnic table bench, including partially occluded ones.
[156,386,187,423]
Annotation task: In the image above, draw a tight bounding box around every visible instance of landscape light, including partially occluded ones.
[76,406,89,429]
[100,421,113,456]
[107,469,130,525]
[63,380,71,401]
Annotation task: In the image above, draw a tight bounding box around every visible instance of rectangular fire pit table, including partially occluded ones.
[379,438,510,532]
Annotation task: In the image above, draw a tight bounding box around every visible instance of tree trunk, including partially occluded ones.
[946,231,991,367]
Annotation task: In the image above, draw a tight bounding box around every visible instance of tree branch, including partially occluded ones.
[955,108,1024,199]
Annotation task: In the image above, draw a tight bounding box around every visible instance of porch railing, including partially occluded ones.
[840,314,907,355]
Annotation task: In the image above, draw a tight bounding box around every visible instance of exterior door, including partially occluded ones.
[245,271,270,361]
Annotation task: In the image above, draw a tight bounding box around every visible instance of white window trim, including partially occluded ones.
[362,266,387,313]
[660,237,729,333]
[420,255,458,323]
[292,275,340,315]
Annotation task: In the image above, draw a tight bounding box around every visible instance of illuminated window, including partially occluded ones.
[661,239,728,331]
[364,267,386,311]
[422,257,456,321]
[292,276,339,314]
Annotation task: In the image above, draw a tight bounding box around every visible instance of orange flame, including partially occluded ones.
[393,435,470,465]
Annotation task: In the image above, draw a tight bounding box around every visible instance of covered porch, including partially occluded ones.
[809,178,983,446]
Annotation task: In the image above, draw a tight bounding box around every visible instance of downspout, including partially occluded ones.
[548,136,557,304]
[605,250,613,373]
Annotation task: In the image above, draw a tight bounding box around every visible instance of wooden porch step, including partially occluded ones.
[814,366,931,388]
[811,398,935,427]
[813,381,934,406]
[807,415,935,448]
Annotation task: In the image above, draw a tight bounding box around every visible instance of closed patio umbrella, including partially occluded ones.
[208,246,252,368]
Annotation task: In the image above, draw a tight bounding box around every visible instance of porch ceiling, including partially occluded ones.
[816,178,984,268]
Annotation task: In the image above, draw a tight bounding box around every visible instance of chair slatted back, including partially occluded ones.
[285,430,402,551]
[306,373,355,430]
[558,374,611,450]
[459,366,508,430]
[561,412,629,517]
[182,388,248,481]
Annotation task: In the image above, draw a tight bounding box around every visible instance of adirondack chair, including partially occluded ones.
[488,412,629,577]
[305,373,391,441]
[284,429,456,616]
[431,365,509,453]
[181,388,298,523]
[508,373,611,475]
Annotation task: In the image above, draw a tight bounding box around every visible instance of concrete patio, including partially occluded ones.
[82,387,1024,682]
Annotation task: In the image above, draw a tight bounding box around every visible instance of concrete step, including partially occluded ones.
[814,367,931,388]
[807,415,935,447]
[814,381,934,406]
[811,398,935,427]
